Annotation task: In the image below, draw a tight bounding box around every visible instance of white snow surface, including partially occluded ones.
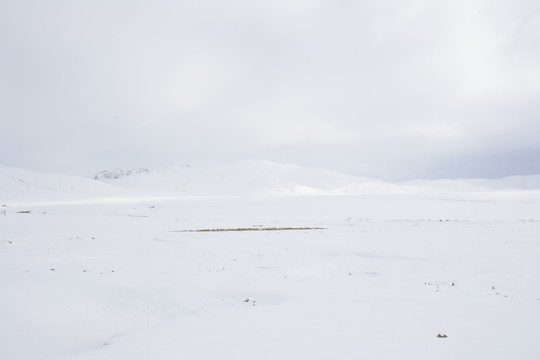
[402,175,540,192]
[95,161,406,196]
[1,162,540,359]
[0,165,134,203]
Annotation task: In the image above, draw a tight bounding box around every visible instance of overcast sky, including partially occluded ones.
[1,0,539,180]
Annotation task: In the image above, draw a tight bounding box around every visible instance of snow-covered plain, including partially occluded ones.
[1,162,539,359]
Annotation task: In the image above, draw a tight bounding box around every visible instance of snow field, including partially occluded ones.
[1,192,539,359]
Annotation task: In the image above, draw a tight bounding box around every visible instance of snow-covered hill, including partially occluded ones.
[2,162,540,203]
[97,161,540,195]
[402,175,540,191]
[0,165,132,202]
[97,161,406,195]
[461,175,540,190]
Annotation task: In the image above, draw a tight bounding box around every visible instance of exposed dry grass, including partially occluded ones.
[170,227,326,233]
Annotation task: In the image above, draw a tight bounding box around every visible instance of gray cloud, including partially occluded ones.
[1,0,539,180]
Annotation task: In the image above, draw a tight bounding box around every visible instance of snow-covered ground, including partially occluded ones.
[1,162,539,359]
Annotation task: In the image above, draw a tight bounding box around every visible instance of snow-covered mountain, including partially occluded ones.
[2,161,540,202]
[461,175,540,190]
[402,175,540,191]
[0,165,132,202]
[98,161,540,195]
[96,161,405,195]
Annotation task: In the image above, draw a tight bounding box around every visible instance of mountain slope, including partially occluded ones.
[3,162,540,203]
[0,165,132,202]
[98,161,406,195]
[402,175,540,191]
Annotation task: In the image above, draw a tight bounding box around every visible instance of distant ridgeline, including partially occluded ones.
[94,168,150,180]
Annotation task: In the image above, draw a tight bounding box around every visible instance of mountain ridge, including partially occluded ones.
[2,161,540,202]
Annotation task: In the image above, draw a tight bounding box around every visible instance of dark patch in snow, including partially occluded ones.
[94,168,149,180]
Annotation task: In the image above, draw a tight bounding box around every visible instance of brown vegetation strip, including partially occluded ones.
[170,227,326,233]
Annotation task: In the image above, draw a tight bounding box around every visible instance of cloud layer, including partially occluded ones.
[1,0,539,179]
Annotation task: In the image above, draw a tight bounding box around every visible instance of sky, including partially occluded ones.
[1,0,539,181]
